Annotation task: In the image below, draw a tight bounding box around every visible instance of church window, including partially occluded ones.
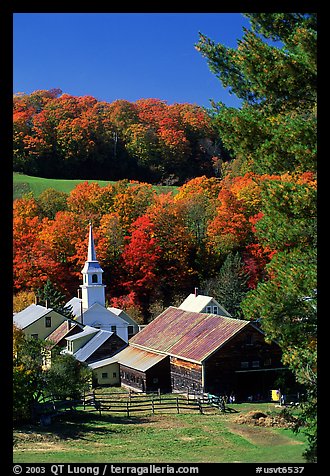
[92,274,98,283]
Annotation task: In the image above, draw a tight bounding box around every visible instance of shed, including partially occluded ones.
[88,357,120,387]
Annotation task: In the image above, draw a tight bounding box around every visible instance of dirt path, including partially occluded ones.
[227,422,303,447]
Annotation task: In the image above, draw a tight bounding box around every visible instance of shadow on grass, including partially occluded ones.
[14,410,150,442]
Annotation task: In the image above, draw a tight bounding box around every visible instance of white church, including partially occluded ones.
[65,223,139,342]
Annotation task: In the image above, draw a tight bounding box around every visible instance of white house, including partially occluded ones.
[13,303,68,340]
[65,223,139,343]
[178,289,231,317]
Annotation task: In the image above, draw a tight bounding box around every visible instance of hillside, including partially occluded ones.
[13,173,178,200]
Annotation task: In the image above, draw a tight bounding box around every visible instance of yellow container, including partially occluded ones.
[271,389,280,401]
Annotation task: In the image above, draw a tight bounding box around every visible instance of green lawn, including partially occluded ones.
[13,173,178,200]
[13,403,308,464]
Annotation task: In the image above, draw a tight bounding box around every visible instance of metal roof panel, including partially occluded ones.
[130,307,250,363]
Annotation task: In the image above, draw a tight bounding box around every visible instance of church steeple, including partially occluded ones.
[80,223,106,312]
[87,222,97,262]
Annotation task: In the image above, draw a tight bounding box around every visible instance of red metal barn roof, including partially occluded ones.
[130,307,250,363]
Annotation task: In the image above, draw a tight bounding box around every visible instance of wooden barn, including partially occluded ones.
[114,307,287,400]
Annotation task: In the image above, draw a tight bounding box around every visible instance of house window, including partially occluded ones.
[264,358,272,366]
[92,274,98,283]
[113,372,117,378]
[213,306,218,314]
[45,316,52,327]
[101,372,108,379]
[31,333,38,339]
[240,361,249,369]
[111,325,117,334]
[128,325,134,338]
[252,360,260,368]
[245,334,253,345]
[206,306,212,313]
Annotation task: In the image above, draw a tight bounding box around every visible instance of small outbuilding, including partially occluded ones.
[88,357,120,387]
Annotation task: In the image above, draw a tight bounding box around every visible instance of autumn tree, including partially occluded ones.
[120,215,162,322]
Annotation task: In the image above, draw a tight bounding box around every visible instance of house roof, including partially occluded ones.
[46,320,82,347]
[13,304,53,329]
[114,345,167,372]
[88,356,119,370]
[66,325,99,341]
[129,306,250,364]
[178,294,231,317]
[65,297,82,318]
[74,329,114,362]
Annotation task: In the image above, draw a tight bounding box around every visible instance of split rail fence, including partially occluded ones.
[82,390,231,416]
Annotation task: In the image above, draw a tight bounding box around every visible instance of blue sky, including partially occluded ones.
[13,13,251,109]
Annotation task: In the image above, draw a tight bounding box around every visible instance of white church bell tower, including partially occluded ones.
[80,223,106,311]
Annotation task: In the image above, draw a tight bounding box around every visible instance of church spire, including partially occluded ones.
[87,222,97,262]
[80,222,106,312]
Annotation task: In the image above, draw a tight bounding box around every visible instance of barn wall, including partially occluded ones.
[204,326,284,399]
[120,365,146,392]
[120,357,171,393]
[170,357,203,393]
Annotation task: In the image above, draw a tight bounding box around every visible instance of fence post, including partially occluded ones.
[176,397,180,414]
[126,401,130,418]
[152,396,155,414]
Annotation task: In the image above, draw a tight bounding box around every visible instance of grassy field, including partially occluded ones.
[13,173,178,200]
[13,402,307,464]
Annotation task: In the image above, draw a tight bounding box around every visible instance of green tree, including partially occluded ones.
[202,252,250,318]
[196,13,317,175]
[241,176,317,461]
[13,326,50,422]
[36,279,74,319]
[44,353,92,400]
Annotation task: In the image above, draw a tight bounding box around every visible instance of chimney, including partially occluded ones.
[194,287,198,298]
[45,299,49,309]
[35,295,39,305]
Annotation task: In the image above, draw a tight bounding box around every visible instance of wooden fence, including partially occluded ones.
[82,390,232,416]
[83,391,205,416]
